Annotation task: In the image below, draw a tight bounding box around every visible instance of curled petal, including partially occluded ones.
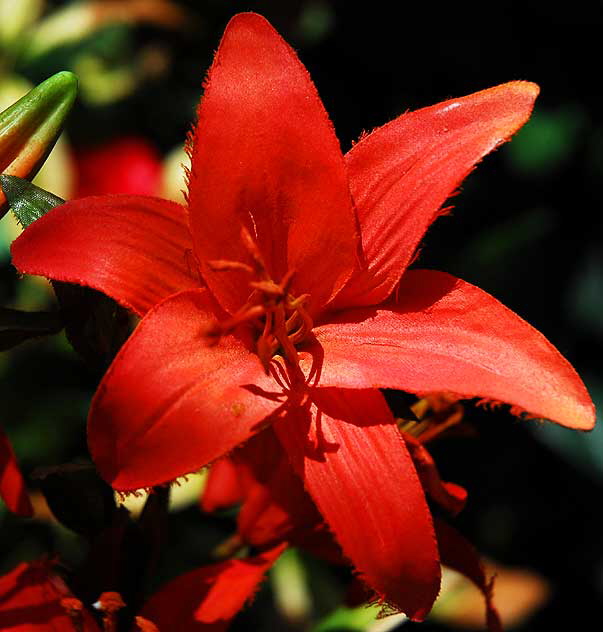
[307,270,595,430]
[139,545,285,630]
[435,519,502,632]
[333,81,539,309]
[89,289,282,491]
[403,433,467,515]
[188,12,357,316]
[274,388,440,619]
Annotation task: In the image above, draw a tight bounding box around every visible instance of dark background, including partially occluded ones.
[1,1,601,630]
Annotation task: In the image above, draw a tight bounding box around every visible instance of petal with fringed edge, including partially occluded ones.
[332,82,539,310]
[274,387,440,620]
[88,288,283,491]
[139,545,286,630]
[305,270,595,430]
[435,518,502,632]
[187,13,357,317]
[11,195,199,317]
[0,428,33,517]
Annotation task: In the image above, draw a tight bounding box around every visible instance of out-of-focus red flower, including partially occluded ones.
[73,137,162,197]
[12,12,595,620]
[0,560,100,631]
[0,428,33,516]
[0,554,282,632]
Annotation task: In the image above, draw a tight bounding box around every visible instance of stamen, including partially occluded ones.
[204,228,314,374]
[240,225,268,276]
[94,592,126,632]
[135,616,160,632]
[249,280,285,297]
[207,259,255,275]
[60,597,85,632]
[206,304,266,342]
[273,306,300,368]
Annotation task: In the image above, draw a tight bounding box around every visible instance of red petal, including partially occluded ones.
[403,433,467,515]
[307,270,595,430]
[139,545,285,630]
[200,458,244,512]
[435,519,502,632]
[187,13,357,316]
[274,388,440,619]
[234,428,322,549]
[0,428,33,517]
[88,288,283,491]
[333,82,539,309]
[11,195,199,316]
[0,560,100,631]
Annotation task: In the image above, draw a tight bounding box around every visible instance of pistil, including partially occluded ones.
[206,226,313,375]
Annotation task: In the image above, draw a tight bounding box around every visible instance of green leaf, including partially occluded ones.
[0,174,64,227]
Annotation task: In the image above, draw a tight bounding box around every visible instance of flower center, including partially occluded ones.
[207,226,313,373]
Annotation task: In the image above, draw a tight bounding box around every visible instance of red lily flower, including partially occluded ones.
[11,12,595,619]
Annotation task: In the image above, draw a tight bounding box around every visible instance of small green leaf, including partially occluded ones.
[0,174,64,227]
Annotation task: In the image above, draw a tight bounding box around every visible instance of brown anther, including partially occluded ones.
[207,259,255,275]
[96,592,126,632]
[399,396,465,443]
[249,279,285,298]
[280,268,296,295]
[97,591,125,613]
[135,616,160,632]
[286,293,310,310]
[61,597,84,616]
[61,597,85,631]
[240,225,268,275]
[203,227,313,372]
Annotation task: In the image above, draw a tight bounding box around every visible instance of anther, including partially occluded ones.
[94,592,126,632]
[135,616,160,632]
[61,597,85,632]
[240,225,268,276]
[207,260,255,275]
